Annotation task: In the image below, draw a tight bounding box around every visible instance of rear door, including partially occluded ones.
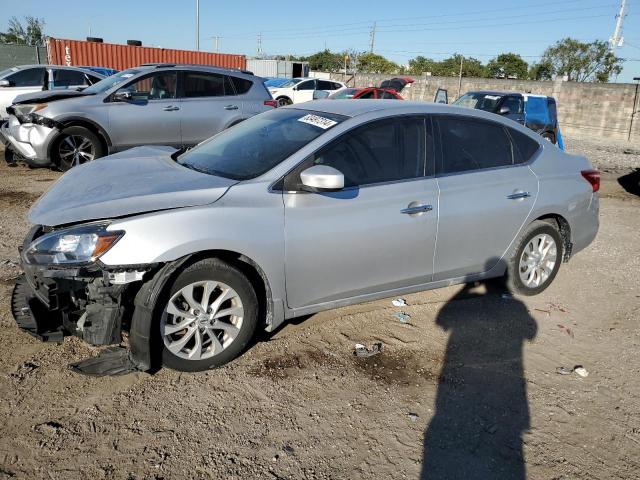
[179,70,244,145]
[498,94,525,124]
[106,71,182,148]
[283,116,438,309]
[433,115,539,280]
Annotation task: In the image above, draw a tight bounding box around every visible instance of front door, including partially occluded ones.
[433,115,538,280]
[283,116,438,309]
[292,79,316,103]
[107,71,182,149]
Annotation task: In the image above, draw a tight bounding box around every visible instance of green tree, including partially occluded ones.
[356,52,398,74]
[528,60,554,81]
[0,16,45,46]
[540,38,622,82]
[302,49,343,72]
[408,55,438,75]
[436,54,486,78]
[486,53,529,79]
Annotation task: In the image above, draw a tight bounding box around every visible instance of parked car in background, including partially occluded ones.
[328,87,404,99]
[267,77,346,106]
[0,64,276,170]
[453,91,561,145]
[0,65,104,120]
[263,77,290,88]
[12,101,599,372]
[79,66,119,77]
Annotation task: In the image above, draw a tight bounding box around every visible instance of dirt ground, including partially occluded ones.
[0,139,638,480]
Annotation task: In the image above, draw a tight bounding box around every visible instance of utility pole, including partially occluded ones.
[257,32,263,58]
[457,56,464,99]
[609,0,626,50]
[195,0,200,51]
[369,22,376,53]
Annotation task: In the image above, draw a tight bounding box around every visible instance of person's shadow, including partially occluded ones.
[421,259,538,479]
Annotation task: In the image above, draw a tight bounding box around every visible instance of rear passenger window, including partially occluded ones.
[53,69,89,87]
[183,72,226,97]
[230,76,253,94]
[508,128,540,163]
[437,116,513,174]
[292,117,429,188]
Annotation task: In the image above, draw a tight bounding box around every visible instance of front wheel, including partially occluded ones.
[506,221,563,296]
[54,126,105,171]
[159,258,258,371]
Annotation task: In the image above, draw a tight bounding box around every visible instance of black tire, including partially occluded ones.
[53,126,105,172]
[4,144,19,166]
[505,220,563,296]
[541,132,556,144]
[277,96,292,107]
[160,258,258,372]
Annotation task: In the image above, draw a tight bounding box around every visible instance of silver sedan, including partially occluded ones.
[14,101,599,372]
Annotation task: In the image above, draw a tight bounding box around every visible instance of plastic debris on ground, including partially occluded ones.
[354,342,383,358]
[408,412,419,422]
[557,324,574,338]
[556,366,573,375]
[574,365,589,377]
[392,298,407,307]
[392,312,411,323]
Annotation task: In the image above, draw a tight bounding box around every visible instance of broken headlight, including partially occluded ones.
[24,223,124,265]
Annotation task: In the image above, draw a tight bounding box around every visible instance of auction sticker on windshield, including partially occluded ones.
[297,114,338,129]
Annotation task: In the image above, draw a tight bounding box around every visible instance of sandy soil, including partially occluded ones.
[0,141,638,479]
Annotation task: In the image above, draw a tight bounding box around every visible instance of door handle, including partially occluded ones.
[163,106,180,111]
[401,204,433,215]
[224,105,239,110]
[507,191,531,200]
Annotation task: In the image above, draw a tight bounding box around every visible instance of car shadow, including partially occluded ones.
[421,260,537,479]
[618,168,640,197]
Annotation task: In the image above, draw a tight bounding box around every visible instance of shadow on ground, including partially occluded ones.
[618,169,640,197]
[421,260,537,480]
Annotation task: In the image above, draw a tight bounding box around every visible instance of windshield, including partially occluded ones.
[277,78,303,88]
[329,88,357,99]
[0,67,17,79]
[178,108,346,180]
[453,92,503,112]
[82,68,141,94]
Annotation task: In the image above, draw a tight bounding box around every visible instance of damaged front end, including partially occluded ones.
[11,224,154,349]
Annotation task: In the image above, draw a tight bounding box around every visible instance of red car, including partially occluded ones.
[328,77,413,100]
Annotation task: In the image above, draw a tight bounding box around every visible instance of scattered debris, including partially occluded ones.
[574,366,589,378]
[534,308,551,316]
[69,347,140,377]
[557,324,575,338]
[623,148,639,155]
[392,312,411,323]
[392,298,407,307]
[407,412,419,422]
[556,366,573,375]
[548,303,569,313]
[354,342,383,358]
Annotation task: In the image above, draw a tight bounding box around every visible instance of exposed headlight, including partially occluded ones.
[24,223,124,265]
[13,103,47,116]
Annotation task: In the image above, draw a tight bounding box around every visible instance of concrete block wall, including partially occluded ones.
[330,73,640,143]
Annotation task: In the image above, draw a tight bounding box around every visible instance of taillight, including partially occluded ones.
[581,169,600,192]
[264,100,278,108]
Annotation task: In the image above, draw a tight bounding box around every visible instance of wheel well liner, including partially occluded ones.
[535,214,572,261]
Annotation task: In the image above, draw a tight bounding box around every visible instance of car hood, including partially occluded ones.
[29,146,237,227]
[12,89,91,105]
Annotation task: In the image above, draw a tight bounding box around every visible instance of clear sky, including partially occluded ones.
[2,0,639,82]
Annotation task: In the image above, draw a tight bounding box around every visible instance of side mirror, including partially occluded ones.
[299,165,344,192]
[113,90,132,102]
[313,90,329,100]
[0,79,10,87]
[499,106,510,115]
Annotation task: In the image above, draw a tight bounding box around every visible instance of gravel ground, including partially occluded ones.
[0,139,638,479]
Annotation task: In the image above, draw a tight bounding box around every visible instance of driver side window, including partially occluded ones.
[297,80,316,91]
[286,117,429,189]
[116,72,177,100]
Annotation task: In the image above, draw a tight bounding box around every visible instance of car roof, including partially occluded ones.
[135,63,257,78]
[7,64,104,73]
[288,99,526,121]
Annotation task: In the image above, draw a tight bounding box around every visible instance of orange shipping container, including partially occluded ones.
[47,37,246,71]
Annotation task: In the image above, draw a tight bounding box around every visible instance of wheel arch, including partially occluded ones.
[533,213,572,261]
[47,117,112,160]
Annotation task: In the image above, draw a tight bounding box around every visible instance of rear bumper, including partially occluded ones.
[571,193,599,256]
[0,116,57,166]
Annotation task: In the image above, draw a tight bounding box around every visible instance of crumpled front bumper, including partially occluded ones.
[0,115,58,166]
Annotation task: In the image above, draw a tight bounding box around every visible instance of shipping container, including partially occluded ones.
[47,38,246,72]
[246,59,309,78]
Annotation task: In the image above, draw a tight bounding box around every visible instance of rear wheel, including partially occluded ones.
[159,258,258,371]
[54,126,105,171]
[506,221,563,296]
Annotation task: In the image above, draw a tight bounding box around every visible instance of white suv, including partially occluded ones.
[268,77,345,106]
[0,65,103,120]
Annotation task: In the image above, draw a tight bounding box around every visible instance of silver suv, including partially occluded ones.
[1,64,275,170]
[12,101,599,373]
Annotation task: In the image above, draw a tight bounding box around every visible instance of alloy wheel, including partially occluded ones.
[58,135,95,167]
[518,233,557,288]
[161,280,244,361]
